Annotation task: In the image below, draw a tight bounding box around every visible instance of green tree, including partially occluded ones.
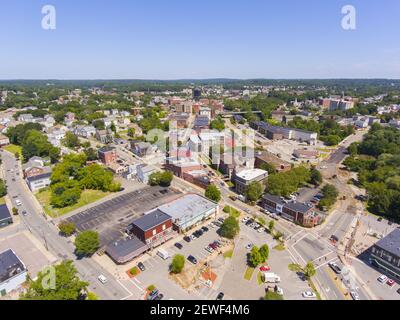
[170,254,185,274]
[58,221,76,237]
[245,181,265,203]
[63,132,80,148]
[304,261,316,279]
[220,216,240,239]
[205,185,221,202]
[0,179,7,197]
[249,246,263,267]
[148,171,173,187]
[74,230,100,257]
[21,260,89,300]
[310,167,323,186]
[259,244,270,261]
[268,220,275,234]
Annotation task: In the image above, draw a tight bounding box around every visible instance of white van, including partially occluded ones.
[157,249,170,260]
[15,199,22,206]
[263,272,281,283]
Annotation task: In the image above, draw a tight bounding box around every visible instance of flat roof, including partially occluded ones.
[132,209,171,231]
[236,169,268,181]
[0,249,26,283]
[0,204,11,221]
[158,194,217,224]
[375,229,400,257]
[105,237,147,262]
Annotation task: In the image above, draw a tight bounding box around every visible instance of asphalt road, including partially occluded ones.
[1,150,129,300]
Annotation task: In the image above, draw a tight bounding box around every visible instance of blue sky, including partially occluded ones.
[0,0,399,79]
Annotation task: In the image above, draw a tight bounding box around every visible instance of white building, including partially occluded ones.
[0,249,27,297]
[136,164,157,184]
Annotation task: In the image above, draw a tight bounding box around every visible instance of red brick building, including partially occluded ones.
[98,146,117,165]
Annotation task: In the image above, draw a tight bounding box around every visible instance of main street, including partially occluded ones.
[1,150,131,300]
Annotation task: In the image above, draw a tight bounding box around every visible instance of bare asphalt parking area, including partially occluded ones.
[66,186,182,246]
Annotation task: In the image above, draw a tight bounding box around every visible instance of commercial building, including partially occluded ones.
[255,151,291,172]
[0,249,27,296]
[0,134,10,147]
[262,194,320,227]
[136,164,157,184]
[0,204,12,229]
[234,168,268,195]
[158,194,219,232]
[127,210,173,246]
[370,229,400,280]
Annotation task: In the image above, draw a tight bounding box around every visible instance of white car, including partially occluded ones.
[15,199,22,206]
[242,217,250,223]
[190,235,196,241]
[98,275,108,284]
[302,291,317,299]
[258,227,265,233]
[350,291,360,300]
[275,287,284,296]
[246,243,253,250]
[378,275,388,283]
[205,246,214,254]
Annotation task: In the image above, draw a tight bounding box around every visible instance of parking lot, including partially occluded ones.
[66,186,182,246]
[0,232,55,280]
[267,139,325,164]
[124,219,231,300]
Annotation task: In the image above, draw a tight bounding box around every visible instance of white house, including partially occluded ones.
[0,249,27,297]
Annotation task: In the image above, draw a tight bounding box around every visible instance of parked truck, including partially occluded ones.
[156,249,170,260]
[262,272,281,283]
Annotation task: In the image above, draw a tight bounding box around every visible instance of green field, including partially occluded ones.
[244,267,255,281]
[4,144,23,158]
[36,189,110,218]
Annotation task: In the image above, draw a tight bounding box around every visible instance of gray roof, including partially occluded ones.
[263,193,313,214]
[132,209,171,231]
[105,237,147,263]
[158,194,218,224]
[375,229,400,257]
[0,204,11,221]
[26,172,52,183]
[194,116,210,127]
[0,249,26,283]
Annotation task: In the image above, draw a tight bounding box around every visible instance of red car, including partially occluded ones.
[260,265,271,272]
[387,279,396,287]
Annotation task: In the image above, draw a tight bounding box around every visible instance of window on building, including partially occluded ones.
[152,230,156,236]
[162,224,166,231]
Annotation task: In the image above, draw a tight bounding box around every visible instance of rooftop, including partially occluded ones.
[0,249,26,284]
[105,237,147,263]
[235,168,268,181]
[132,209,171,231]
[375,229,400,257]
[158,194,217,224]
[0,204,11,221]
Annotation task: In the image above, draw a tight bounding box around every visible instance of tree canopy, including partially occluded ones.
[74,230,100,257]
[205,185,221,202]
[20,260,89,300]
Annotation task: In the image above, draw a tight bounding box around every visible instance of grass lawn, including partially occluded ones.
[4,144,23,158]
[36,189,110,218]
[0,197,5,205]
[257,272,263,285]
[273,243,286,251]
[223,249,234,259]
[244,267,255,281]
[264,291,284,300]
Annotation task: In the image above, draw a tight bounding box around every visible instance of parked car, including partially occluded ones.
[302,291,316,299]
[378,275,388,283]
[98,275,108,284]
[209,243,218,250]
[350,291,360,300]
[187,255,198,265]
[328,262,342,275]
[183,236,191,243]
[205,246,214,254]
[202,226,209,232]
[218,218,225,223]
[258,227,265,233]
[214,240,222,248]
[21,210,27,216]
[246,243,253,250]
[386,279,396,287]
[137,262,146,272]
[260,265,271,272]
[174,242,183,250]
[397,288,400,295]
[190,234,196,241]
[216,292,224,300]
